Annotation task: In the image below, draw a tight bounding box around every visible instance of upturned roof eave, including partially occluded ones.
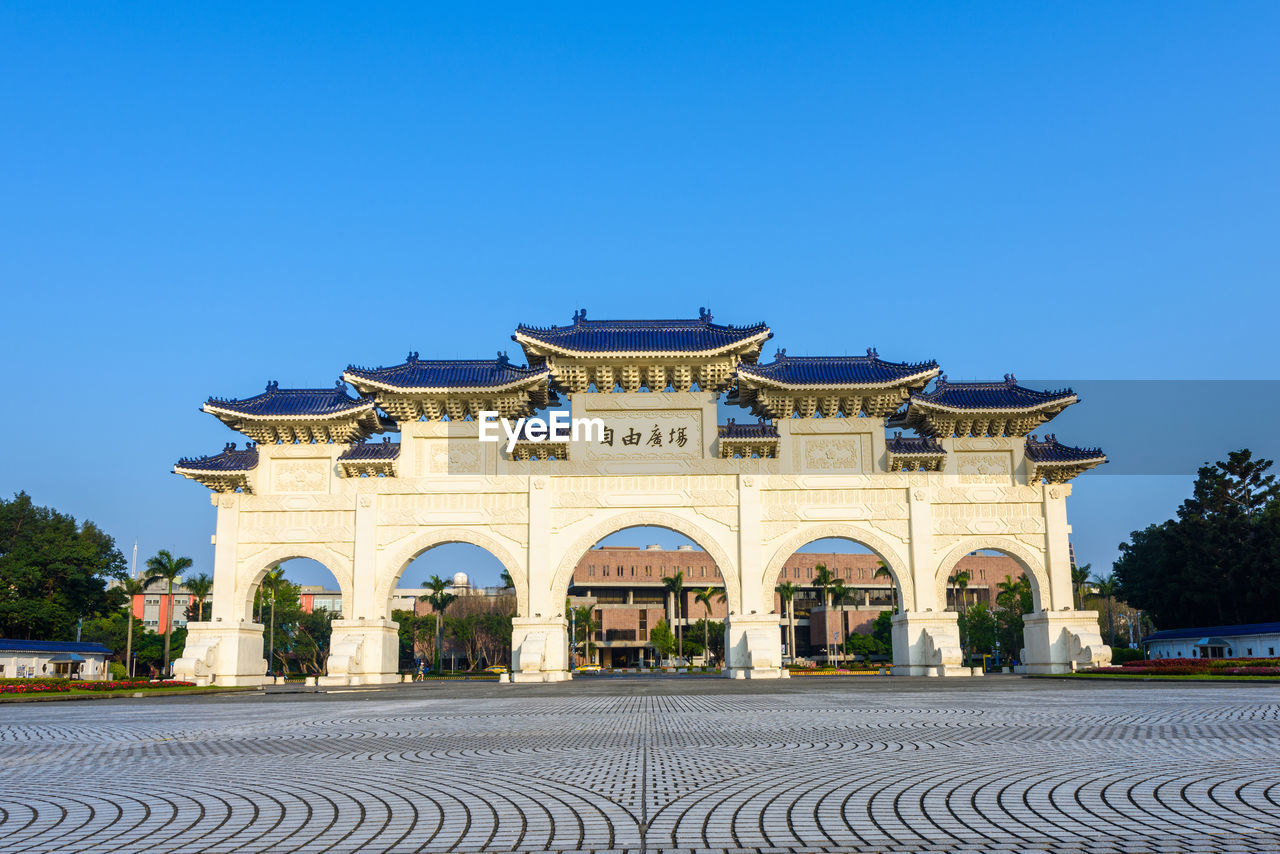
[734,365,940,392]
[905,394,1078,415]
[341,369,552,396]
[512,328,773,361]
[202,400,380,423]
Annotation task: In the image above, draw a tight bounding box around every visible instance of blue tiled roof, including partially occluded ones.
[0,639,113,654]
[345,352,549,390]
[738,348,938,387]
[887,432,945,454]
[1143,622,1280,642]
[338,438,401,461]
[176,443,259,472]
[205,381,375,418]
[1025,434,1105,463]
[718,419,779,439]
[514,308,771,356]
[911,374,1076,410]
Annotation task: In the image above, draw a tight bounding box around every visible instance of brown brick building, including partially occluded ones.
[568,545,1026,666]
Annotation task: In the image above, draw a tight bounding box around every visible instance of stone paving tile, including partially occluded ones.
[0,682,1279,852]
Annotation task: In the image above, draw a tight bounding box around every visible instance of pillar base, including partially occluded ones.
[510,616,570,683]
[173,621,267,687]
[890,611,973,677]
[723,613,785,679]
[1018,610,1111,674]
[321,619,400,686]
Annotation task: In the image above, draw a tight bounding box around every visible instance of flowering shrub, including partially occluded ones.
[1083,658,1280,677]
[0,679,196,695]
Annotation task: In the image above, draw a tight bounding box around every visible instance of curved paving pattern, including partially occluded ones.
[1,682,1279,852]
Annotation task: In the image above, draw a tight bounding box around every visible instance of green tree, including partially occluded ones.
[1092,572,1119,646]
[0,492,125,639]
[871,610,893,654]
[184,573,213,622]
[661,571,685,660]
[117,575,147,676]
[572,604,600,665]
[812,564,836,608]
[1115,450,1280,627]
[959,602,998,661]
[1071,563,1092,611]
[258,566,287,673]
[948,569,972,660]
[775,581,798,661]
[873,561,897,612]
[144,550,193,678]
[422,575,458,672]
[694,587,717,663]
[829,580,852,663]
[649,618,677,659]
[995,575,1033,663]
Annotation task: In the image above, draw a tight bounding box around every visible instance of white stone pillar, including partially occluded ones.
[905,485,935,612]
[890,611,970,676]
[1041,485,1073,612]
[736,475,764,615]
[176,492,267,686]
[508,476,570,682]
[1019,610,1112,674]
[723,613,787,679]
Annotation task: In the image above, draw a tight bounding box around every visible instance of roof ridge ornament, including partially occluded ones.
[866,347,878,358]
[265,380,279,392]
[699,306,713,322]
[496,350,510,365]
[572,308,586,323]
[774,348,787,360]
[935,373,948,389]
[406,351,419,362]
[1004,373,1017,385]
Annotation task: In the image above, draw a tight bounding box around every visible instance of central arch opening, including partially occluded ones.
[568,526,725,671]
[769,537,902,669]
[394,543,516,675]
[251,558,346,679]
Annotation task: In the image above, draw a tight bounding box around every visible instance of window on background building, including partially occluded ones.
[1247,648,1252,656]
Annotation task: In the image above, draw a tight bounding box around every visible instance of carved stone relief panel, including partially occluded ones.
[272,459,330,494]
[933,502,1044,536]
[798,437,861,473]
[954,452,1014,484]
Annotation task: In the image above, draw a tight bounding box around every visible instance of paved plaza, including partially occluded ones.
[1,678,1278,853]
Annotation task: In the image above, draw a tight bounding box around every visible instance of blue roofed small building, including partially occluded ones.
[1142,623,1280,660]
[0,640,113,680]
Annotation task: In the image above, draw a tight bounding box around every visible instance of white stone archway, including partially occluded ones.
[379,527,528,620]
[761,523,915,613]
[934,537,1050,614]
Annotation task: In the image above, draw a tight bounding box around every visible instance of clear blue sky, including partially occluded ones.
[2,4,1277,589]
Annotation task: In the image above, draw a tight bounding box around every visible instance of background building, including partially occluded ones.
[1142,623,1280,660]
[0,640,113,680]
[568,545,1027,666]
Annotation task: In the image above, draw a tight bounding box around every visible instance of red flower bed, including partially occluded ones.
[0,679,196,695]
[1083,657,1280,677]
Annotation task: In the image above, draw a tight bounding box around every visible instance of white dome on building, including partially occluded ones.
[451,571,470,588]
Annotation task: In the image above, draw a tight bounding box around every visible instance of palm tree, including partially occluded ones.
[573,604,600,664]
[1071,563,1092,610]
[812,564,836,609]
[422,575,458,672]
[873,561,897,612]
[829,580,851,664]
[118,576,146,678]
[144,550,193,678]
[948,569,972,663]
[694,587,717,664]
[499,568,515,590]
[260,566,287,673]
[661,571,685,662]
[184,573,213,622]
[1092,572,1118,646]
[775,581,798,662]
